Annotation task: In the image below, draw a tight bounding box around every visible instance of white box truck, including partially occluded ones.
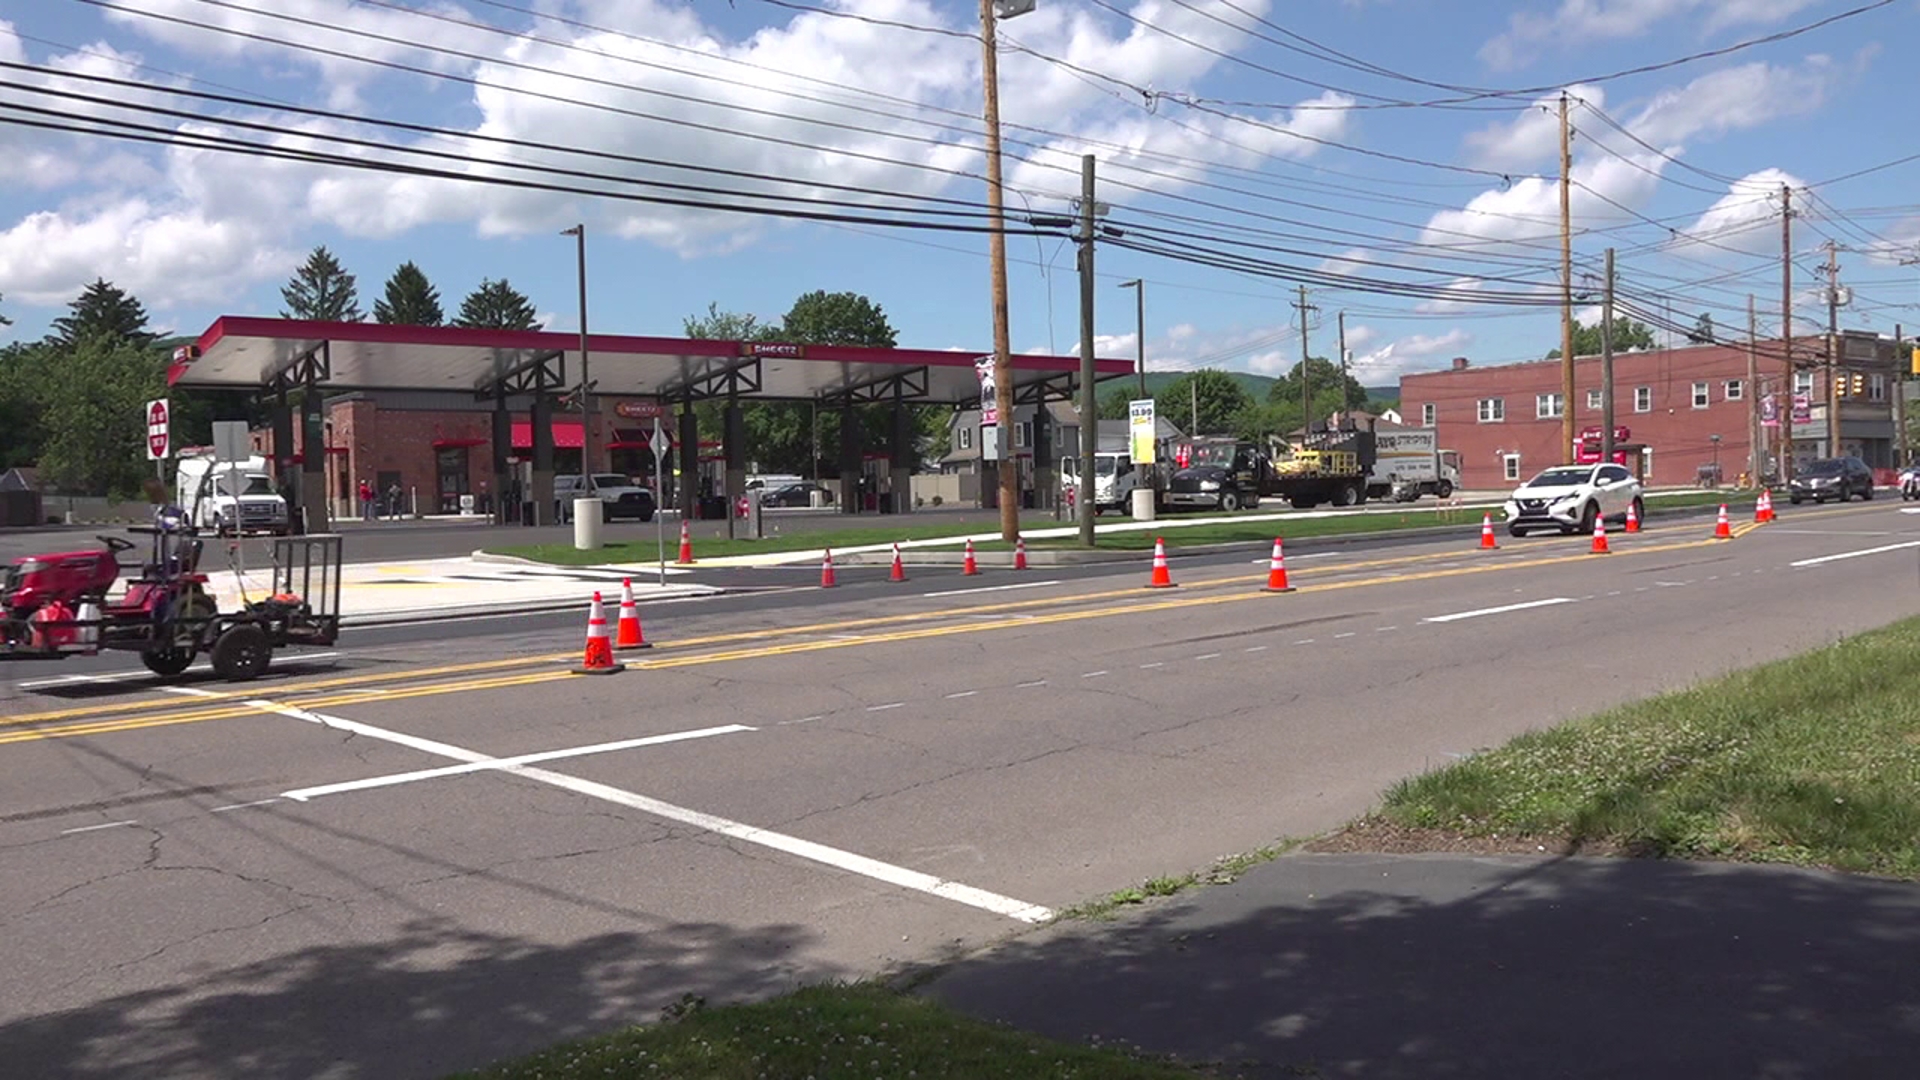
[176,450,291,536]
[1365,428,1461,502]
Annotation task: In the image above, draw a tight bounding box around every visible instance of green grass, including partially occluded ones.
[447,983,1215,1080]
[1377,617,1920,877]
[490,489,1758,564]
[1057,842,1301,920]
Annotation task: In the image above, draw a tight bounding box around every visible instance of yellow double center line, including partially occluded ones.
[2,527,1754,745]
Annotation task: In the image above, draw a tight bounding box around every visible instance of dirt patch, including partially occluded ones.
[1307,817,1637,859]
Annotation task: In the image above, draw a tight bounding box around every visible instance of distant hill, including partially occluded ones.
[1123,371,1279,399]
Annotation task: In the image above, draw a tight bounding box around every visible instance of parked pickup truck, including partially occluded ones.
[556,474,657,522]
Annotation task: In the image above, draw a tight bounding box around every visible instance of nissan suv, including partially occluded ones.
[1504,462,1644,537]
[1788,457,1873,504]
[556,474,657,522]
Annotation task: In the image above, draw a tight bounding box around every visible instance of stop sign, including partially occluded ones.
[145,399,170,460]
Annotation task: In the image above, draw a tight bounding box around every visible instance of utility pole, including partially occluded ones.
[1895,322,1906,471]
[1294,285,1317,437]
[1600,248,1616,462]
[561,224,593,482]
[1559,91,1575,465]
[1119,279,1145,398]
[1780,183,1795,483]
[1747,295,1761,484]
[1077,154,1098,548]
[979,0,1027,543]
[1337,310,1348,429]
[1823,240,1843,458]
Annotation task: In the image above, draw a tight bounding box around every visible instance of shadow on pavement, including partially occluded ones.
[923,852,1920,1079]
[0,915,831,1080]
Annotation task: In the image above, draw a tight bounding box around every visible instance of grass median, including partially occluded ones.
[449,983,1212,1080]
[1364,616,1920,878]
[489,489,1755,565]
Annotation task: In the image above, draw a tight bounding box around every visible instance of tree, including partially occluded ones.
[779,290,898,348]
[1545,317,1656,359]
[36,334,164,496]
[683,302,771,342]
[1154,369,1252,436]
[1685,312,1716,345]
[372,261,445,326]
[48,279,154,348]
[1098,386,1134,421]
[0,341,48,468]
[280,246,364,322]
[1267,356,1369,427]
[453,278,539,330]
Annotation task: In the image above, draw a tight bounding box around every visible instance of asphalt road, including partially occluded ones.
[2,500,1914,1078]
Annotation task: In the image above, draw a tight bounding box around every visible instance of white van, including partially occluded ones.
[176,450,290,536]
[1059,451,1144,514]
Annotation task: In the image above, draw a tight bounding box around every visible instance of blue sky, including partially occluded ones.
[2,0,1917,388]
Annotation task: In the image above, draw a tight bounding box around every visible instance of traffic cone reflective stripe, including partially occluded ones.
[571,592,625,674]
[962,539,980,576]
[1756,489,1772,523]
[1714,504,1732,539]
[820,548,838,588]
[888,543,907,583]
[1013,538,1028,571]
[1590,515,1611,554]
[1624,501,1640,533]
[1263,537,1294,592]
[614,578,650,650]
[675,520,695,564]
[1480,513,1499,550]
[1147,537,1175,588]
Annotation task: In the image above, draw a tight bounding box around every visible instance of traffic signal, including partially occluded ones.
[1851,372,1866,397]
[1911,346,1920,376]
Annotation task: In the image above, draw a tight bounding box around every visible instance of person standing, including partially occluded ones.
[357,478,374,522]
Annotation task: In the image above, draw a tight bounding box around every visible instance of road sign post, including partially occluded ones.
[145,398,170,461]
[651,418,669,586]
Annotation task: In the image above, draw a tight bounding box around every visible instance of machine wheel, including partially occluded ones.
[141,648,194,678]
[1862,484,1874,501]
[1331,483,1360,507]
[1579,501,1599,534]
[1435,480,1454,499]
[1219,491,1242,512]
[1289,496,1315,510]
[1508,525,1528,538]
[210,624,272,682]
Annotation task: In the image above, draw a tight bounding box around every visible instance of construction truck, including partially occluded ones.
[1162,429,1378,512]
[1366,427,1461,502]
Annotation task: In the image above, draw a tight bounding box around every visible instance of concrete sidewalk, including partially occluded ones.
[174,555,719,626]
[922,852,1920,1079]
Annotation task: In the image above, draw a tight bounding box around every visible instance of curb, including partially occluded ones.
[341,586,725,627]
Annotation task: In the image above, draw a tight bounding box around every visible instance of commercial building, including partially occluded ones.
[1399,333,1904,491]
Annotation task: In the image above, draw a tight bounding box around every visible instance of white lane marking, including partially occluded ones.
[1194,653,1221,661]
[920,580,1060,598]
[211,798,282,813]
[1016,680,1048,688]
[1139,661,1164,669]
[1790,540,1920,568]
[16,652,341,689]
[1333,632,1357,640]
[1424,597,1575,624]
[866,703,905,713]
[1244,645,1269,652]
[162,686,223,698]
[1376,626,1398,633]
[1081,670,1108,678]
[62,820,137,835]
[253,702,1051,922]
[283,724,756,802]
[1607,590,1622,596]
[944,690,978,699]
[1655,580,1690,588]
[1294,638,1315,645]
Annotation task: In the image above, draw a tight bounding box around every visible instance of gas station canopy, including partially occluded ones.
[170,317,1133,405]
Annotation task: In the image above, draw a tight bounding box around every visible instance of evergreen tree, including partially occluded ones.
[453,278,539,330]
[372,261,445,326]
[280,245,364,322]
[48,279,154,347]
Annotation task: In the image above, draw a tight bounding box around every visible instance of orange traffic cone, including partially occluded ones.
[820,548,838,588]
[1263,537,1294,592]
[962,539,980,576]
[1013,537,1028,571]
[1480,513,1499,550]
[571,592,625,674]
[1590,515,1611,554]
[675,520,695,564]
[888,543,908,583]
[1755,489,1772,523]
[614,578,650,650]
[1146,537,1175,588]
[1624,501,1641,533]
[1714,504,1732,540]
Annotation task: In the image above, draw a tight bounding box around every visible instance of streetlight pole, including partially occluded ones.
[561,223,592,486]
[980,0,1034,543]
[1119,279,1144,397]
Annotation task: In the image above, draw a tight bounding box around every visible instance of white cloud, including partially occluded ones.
[1681,168,1803,254]
[1480,0,1820,70]
[1626,56,1836,147]
[1462,84,1605,170]
[0,199,297,308]
[1351,328,1473,382]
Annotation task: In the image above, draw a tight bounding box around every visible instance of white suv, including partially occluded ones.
[556,473,657,522]
[1504,463,1643,537]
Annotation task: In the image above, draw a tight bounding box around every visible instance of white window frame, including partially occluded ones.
[959,426,973,451]
[1013,420,1031,448]
[1724,379,1743,401]
[1503,453,1521,482]
[1477,397,1504,423]
[1692,382,1710,409]
[1535,392,1564,419]
[1586,389,1602,411]
[1421,403,1435,426]
[1794,371,1814,397]
[1871,373,1887,402]
[1634,386,1652,413]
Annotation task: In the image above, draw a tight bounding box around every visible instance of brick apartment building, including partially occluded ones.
[1399,333,1904,491]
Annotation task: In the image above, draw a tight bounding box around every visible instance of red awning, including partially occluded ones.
[509,422,585,450]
